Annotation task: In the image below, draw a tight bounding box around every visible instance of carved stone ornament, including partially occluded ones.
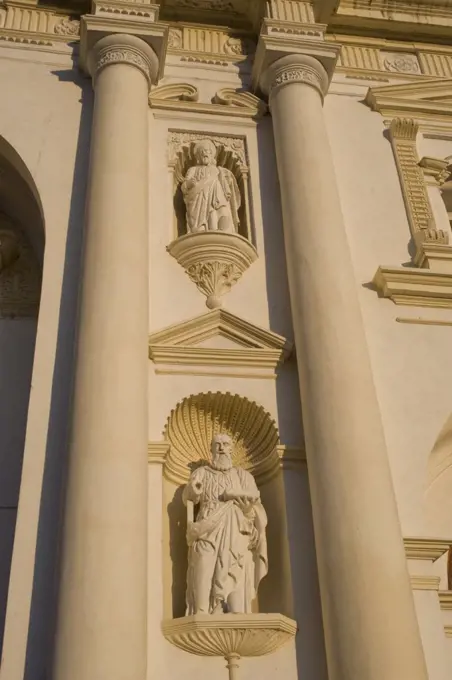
[167,231,257,309]
[54,17,80,37]
[162,613,297,680]
[167,132,256,307]
[88,35,160,86]
[163,391,280,486]
[183,433,268,615]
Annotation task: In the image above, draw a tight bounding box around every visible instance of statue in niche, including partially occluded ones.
[181,140,241,234]
[182,433,268,615]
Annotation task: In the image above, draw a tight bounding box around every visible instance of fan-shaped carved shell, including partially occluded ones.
[164,392,279,485]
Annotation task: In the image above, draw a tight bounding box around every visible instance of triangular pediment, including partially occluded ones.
[366,78,452,123]
[149,309,293,376]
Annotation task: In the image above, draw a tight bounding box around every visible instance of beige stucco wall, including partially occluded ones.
[0,44,92,680]
[0,37,451,680]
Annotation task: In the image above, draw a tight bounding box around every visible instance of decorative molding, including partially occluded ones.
[445,625,452,638]
[387,118,448,261]
[419,156,451,187]
[165,24,256,65]
[326,0,452,42]
[373,265,452,308]
[148,441,170,465]
[410,575,441,591]
[94,44,153,81]
[396,317,452,327]
[150,82,199,102]
[162,613,297,678]
[92,0,160,21]
[163,391,280,485]
[404,537,452,561]
[269,62,326,98]
[149,84,266,119]
[149,308,292,375]
[0,5,80,51]
[439,591,452,611]
[365,79,452,129]
[167,232,257,309]
[212,88,268,116]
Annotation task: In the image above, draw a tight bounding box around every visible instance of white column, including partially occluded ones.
[261,54,429,680]
[53,34,157,680]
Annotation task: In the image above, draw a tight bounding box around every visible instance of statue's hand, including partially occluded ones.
[234,496,255,516]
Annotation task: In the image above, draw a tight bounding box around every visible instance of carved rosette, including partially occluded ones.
[162,613,297,679]
[167,232,257,309]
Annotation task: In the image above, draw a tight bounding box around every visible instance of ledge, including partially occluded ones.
[162,613,297,659]
[373,266,452,308]
[404,537,452,561]
[439,591,452,610]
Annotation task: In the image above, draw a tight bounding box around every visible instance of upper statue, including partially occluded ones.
[182,433,268,615]
[181,140,241,234]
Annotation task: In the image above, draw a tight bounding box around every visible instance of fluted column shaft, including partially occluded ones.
[263,55,428,680]
[53,34,157,680]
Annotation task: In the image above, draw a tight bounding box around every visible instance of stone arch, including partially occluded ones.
[425,411,452,537]
[0,135,44,656]
[161,392,293,620]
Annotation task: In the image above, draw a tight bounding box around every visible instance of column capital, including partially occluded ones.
[88,33,159,86]
[79,3,168,83]
[261,54,329,101]
[251,28,341,95]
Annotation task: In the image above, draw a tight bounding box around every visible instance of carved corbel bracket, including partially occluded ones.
[162,613,297,680]
[167,232,257,309]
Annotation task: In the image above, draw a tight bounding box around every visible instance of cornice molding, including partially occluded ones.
[149,308,292,376]
[438,591,452,611]
[404,537,452,561]
[373,265,452,309]
[410,575,441,591]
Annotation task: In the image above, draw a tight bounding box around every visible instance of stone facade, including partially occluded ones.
[0,2,451,680]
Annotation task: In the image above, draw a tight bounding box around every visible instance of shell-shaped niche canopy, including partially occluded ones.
[164,392,280,486]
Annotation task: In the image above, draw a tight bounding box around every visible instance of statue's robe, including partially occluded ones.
[183,465,268,614]
[181,164,241,233]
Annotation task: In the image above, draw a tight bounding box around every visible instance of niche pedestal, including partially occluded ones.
[167,231,257,309]
[162,613,297,680]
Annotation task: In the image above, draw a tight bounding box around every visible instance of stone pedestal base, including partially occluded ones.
[162,613,297,679]
[167,232,257,309]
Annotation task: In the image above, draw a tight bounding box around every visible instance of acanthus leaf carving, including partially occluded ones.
[54,17,80,36]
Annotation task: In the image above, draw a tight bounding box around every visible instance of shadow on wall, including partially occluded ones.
[22,68,93,680]
[256,118,330,680]
[0,133,45,659]
[425,411,452,538]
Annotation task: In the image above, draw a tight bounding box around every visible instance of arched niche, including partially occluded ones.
[425,411,452,537]
[168,132,253,242]
[0,136,44,656]
[160,392,294,620]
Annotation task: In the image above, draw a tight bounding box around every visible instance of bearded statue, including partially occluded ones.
[181,140,241,234]
[182,434,268,615]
